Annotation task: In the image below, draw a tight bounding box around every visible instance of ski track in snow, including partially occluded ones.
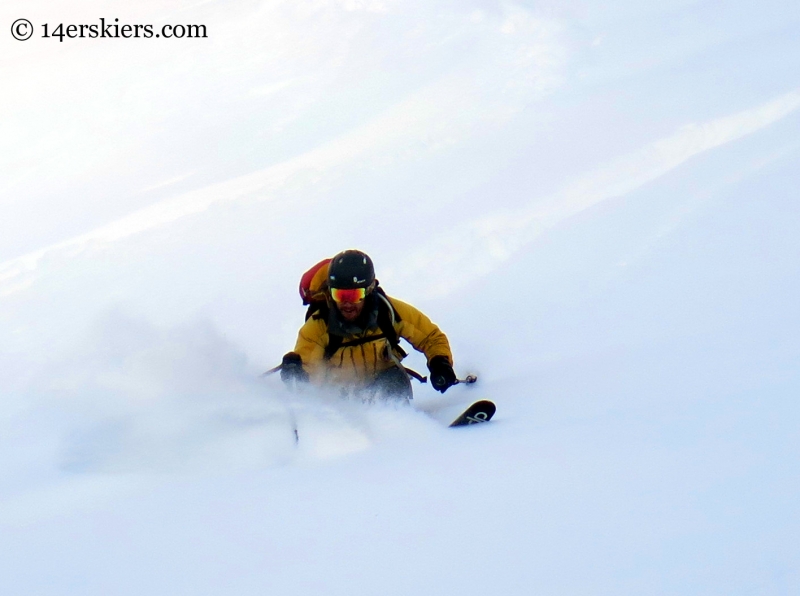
[2,89,798,300]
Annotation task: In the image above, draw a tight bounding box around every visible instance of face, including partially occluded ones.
[336,298,365,322]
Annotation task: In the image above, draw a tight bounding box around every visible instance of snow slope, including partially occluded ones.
[1,0,799,594]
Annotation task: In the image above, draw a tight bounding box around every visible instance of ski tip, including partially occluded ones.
[449,400,496,427]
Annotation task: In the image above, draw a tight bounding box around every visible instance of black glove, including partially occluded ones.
[280,352,309,385]
[428,355,456,393]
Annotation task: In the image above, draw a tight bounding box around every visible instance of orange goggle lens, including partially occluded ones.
[330,287,367,303]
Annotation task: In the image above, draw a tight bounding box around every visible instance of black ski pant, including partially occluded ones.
[364,366,413,402]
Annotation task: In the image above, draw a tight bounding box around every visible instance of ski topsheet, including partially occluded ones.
[448,400,496,427]
[415,389,496,428]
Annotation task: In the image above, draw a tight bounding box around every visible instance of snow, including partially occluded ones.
[2,0,799,593]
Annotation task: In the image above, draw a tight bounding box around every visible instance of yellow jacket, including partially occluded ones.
[293,295,452,387]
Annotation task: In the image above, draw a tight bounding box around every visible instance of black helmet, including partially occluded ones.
[328,250,375,289]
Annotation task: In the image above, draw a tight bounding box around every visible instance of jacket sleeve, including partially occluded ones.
[292,317,328,381]
[390,298,453,366]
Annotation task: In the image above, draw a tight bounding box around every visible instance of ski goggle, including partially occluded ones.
[330,287,367,303]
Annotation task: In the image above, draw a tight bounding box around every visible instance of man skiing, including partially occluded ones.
[280,249,457,401]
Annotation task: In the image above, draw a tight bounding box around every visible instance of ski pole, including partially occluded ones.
[261,363,282,377]
[455,374,478,385]
[258,367,300,445]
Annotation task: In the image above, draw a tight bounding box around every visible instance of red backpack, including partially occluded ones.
[299,258,331,306]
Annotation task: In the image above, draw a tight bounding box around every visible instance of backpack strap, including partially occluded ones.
[374,289,407,359]
[325,333,344,360]
[309,301,345,359]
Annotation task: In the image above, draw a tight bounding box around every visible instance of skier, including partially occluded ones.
[280,249,457,401]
